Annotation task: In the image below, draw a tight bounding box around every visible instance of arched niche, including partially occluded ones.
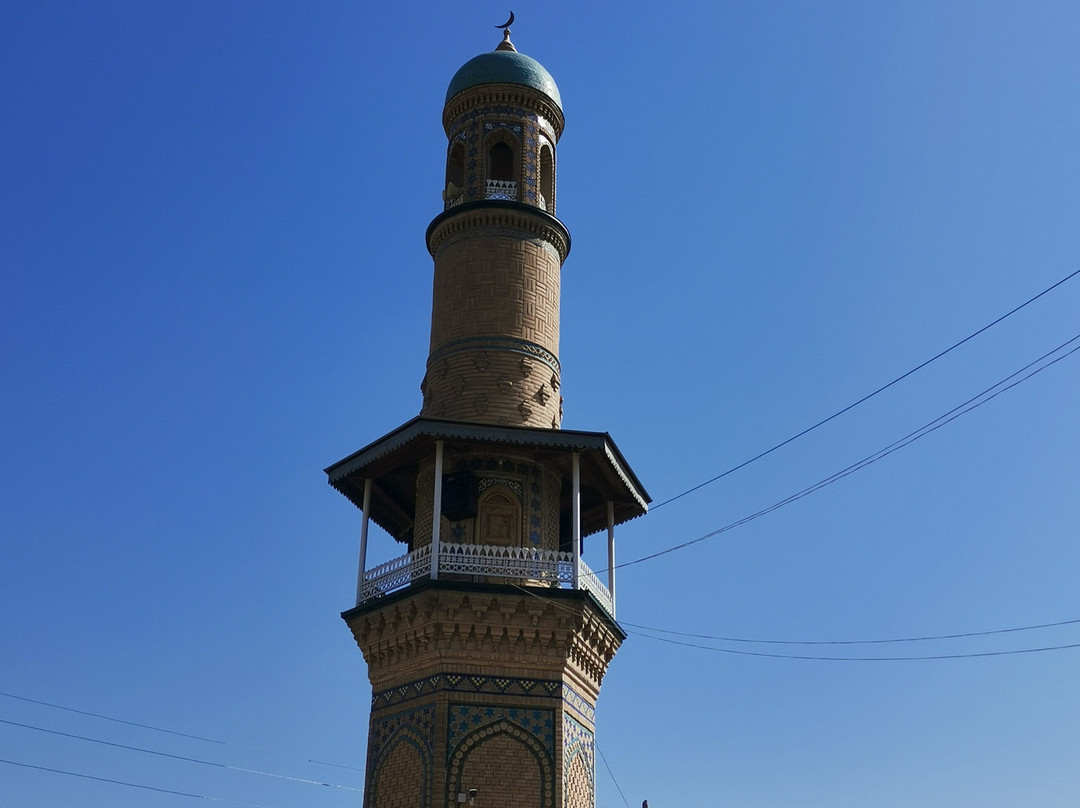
[477,485,522,546]
[444,141,465,206]
[539,142,554,213]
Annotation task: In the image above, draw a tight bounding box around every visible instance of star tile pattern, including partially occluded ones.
[448,703,555,754]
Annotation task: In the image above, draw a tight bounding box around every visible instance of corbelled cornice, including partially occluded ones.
[343,583,623,702]
[426,201,571,262]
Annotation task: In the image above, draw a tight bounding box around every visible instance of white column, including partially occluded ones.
[606,500,616,615]
[572,451,581,590]
[430,440,444,580]
[355,478,373,605]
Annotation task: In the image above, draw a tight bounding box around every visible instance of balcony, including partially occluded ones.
[328,421,652,626]
[357,542,615,619]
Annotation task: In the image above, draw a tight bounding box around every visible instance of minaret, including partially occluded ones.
[326,29,649,808]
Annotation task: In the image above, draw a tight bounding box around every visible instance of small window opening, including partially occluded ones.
[489,142,514,181]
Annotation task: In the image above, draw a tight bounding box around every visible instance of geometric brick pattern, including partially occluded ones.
[450,718,553,808]
[563,714,595,808]
[423,230,563,427]
[428,236,560,349]
[366,705,435,808]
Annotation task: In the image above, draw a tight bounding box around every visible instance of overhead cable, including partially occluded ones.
[616,333,1080,570]
[629,628,1080,662]
[596,743,632,808]
[0,691,364,773]
[0,757,283,808]
[0,718,362,792]
[651,266,1080,511]
[619,616,1080,646]
[513,563,1080,651]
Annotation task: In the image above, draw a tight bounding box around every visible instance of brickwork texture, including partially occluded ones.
[423,232,563,428]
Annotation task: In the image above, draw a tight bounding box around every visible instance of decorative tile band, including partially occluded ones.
[561,684,596,726]
[373,672,560,709]
[478,477,522,498]
[449,106,539,140]
[428,335,560,375]
[454,457,539,476]
[371,672,596,726]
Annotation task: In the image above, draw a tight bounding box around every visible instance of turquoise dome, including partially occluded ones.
[445,45,561,110]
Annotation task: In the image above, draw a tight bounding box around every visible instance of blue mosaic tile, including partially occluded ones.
[448,704,555,754]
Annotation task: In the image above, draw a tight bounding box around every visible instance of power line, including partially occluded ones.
[616,332,1080,570]
[628,629,1080,662]
[0,718,362,792]
[510,563,1080,653]
[0,757,284,808]
[509,583,1080,663]
[596,742,631,808]
[0,690,364,773]
[619,616,1080,646]
[650,266,1080,511]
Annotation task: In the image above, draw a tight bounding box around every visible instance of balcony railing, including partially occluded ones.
[485,179,517,200]
[358,542,614,618]
[444,181,548,211]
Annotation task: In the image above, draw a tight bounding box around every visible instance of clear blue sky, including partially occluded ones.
[3,2,1079,807]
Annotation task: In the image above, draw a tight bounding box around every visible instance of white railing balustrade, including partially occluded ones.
[357,542,614,617]
[358,544,431,602]
[439,542,573,583]
[578,564,614,619]
[486,179,517,200]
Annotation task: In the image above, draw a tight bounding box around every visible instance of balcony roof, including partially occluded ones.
[325,417,650,541]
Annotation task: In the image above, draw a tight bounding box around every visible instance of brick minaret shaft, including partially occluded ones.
[421,30,568,429]
[327,29,649,808]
